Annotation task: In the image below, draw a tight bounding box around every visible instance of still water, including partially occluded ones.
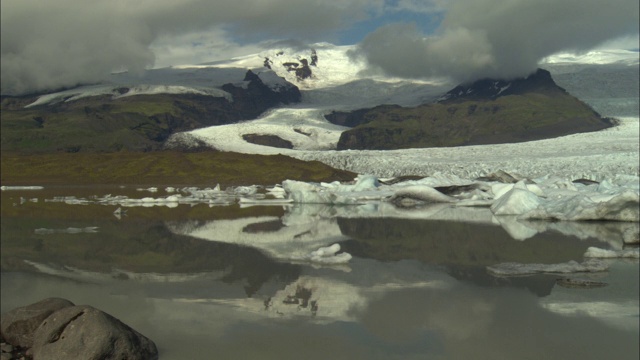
[1,187,638,360]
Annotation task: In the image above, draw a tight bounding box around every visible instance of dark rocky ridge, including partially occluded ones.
[264,48,317,81]
[242,134,294,149]
[330,68,613,150]
[438,68,566,102]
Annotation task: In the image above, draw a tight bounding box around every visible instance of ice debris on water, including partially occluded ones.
[583,247,640,259]
[300,244,352,265]
[34,227,99,235]
[487,259,609,276]
[18,170,640,223]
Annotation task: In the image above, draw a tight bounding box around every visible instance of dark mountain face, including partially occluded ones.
[332,69,611,150]
[438,68,566,102]
[1,71,301,154]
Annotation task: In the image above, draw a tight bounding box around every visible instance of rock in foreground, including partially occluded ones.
[0,298,74,348]
[1,299,158,360]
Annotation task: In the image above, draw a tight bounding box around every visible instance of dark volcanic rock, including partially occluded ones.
[32,305,158,360]
[281,54,314,80]
[222,70,301,116]
[325,105,402,128]
[0,298,74,348]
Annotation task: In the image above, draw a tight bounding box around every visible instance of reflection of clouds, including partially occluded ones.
[358,283,639,360]
[23,260,228,283]
[358,286,495,344]
[541,261,640,331]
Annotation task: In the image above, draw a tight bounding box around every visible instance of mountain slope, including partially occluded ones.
[1,71,300,153]
[334,69,614,150]
[438,69,566,101]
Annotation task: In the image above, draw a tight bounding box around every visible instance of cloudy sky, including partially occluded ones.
[1,0,638,95]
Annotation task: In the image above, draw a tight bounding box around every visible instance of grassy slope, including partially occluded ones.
[0,93,248,153]
[0,151,356,187]
[337,92,611,150]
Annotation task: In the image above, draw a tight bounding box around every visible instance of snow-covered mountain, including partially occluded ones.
[7,43,639,179]
[166,45,637,156]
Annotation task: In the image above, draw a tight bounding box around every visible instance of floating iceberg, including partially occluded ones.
[490,184,542,215]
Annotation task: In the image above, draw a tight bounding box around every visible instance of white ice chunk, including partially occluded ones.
[583,247,640,258]
[310,252,353,264]
[525,190,639,221]
[492,181,544,200]
[310,243,341,257]
[34,226,99,235]
[352,174,380,191]
[1,186,44,191]
[234,185,258,196]
[306,244,352,264]
[490,186,541,216]
[389,185,456,203]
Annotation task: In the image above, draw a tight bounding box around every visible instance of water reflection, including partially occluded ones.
[1,188,638,360]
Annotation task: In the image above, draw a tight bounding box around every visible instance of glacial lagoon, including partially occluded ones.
[1,186,638,360]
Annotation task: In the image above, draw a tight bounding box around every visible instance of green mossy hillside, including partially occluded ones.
[0,151,356,187]
[336,92,612,150]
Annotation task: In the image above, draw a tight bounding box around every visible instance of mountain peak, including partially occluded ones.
[438,68,565,102]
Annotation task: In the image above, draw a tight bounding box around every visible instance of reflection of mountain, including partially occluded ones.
[337,217,606,266]
[1,217,302,297]
[166,215,349,263]
[287,202,634,247]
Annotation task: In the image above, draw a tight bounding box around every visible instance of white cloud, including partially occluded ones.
[356,0,640,82]
[150,28,267,68]
[386,0,449,14]
[2,0,637,94]
[0,0,384,95]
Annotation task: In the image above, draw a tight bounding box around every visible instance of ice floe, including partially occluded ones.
[1,186,44,191]
[34,226,99,235]
[301,243,352,265]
